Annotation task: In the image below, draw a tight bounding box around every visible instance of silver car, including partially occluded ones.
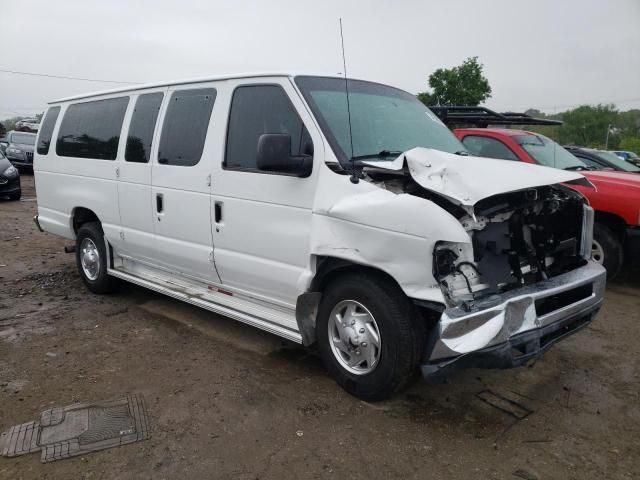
[0,131,36,170]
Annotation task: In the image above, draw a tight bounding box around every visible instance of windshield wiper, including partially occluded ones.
[563,165,589,171]
[351,150,403,161]
[454,150,470,156]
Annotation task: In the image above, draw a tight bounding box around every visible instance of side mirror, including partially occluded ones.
[256,134,312,178]
[0,142,8,153]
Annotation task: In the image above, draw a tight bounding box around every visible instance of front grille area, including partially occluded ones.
[25,151,34,163]
[535,283,593,317]
[0,176,20,192]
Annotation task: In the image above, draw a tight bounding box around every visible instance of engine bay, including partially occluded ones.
[364,167,589,308]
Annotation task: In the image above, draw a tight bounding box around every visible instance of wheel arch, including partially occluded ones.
[594,210,627,241]
[295,256,440,347]
[70,206,101,236]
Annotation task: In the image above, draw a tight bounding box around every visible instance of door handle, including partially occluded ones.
[214,201,223,224]
[156,193,164,213]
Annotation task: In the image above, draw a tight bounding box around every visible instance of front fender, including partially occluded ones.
[309,190,470,303]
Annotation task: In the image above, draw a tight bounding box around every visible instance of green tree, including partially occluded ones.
[619,137,640,153]
[417,57,492,106]
[555,104,619,148]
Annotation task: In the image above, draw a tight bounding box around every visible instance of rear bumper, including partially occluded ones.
[33,215,44,232]
[422,261,606,378]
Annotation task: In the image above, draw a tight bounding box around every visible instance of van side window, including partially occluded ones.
[37,106,61,155]
[225,85,312,171]
[461,135,519,161]
[125,92,164,163]
[56,97,129,160]
[158,88,216,166]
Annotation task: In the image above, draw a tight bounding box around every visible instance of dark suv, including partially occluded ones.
[0,131,36,171]
[564,146,640,173]
[0,148,21,200]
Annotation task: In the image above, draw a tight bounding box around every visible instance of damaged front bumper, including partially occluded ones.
[421,261,606,378]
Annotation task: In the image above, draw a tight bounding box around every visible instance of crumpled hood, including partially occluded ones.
[363,147,589,207]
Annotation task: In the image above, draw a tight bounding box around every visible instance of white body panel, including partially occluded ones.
[33,73,587,342]
[150,82,221,283]
[115,88,166,264]
[209,78,321,306]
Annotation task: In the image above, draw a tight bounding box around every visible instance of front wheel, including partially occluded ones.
[316,273,424,400]
[592,223,623,279]
[75,222,117,294]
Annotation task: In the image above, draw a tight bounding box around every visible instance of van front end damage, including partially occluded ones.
[420,192,605,378]
[422,261,605,377]
[358,147,606,378]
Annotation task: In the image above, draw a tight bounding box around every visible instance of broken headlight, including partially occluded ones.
[433,241,489,306]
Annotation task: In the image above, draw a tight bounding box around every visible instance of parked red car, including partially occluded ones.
[454,127,640,278]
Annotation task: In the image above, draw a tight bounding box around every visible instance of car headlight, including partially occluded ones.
[6,147,22,155]
[3,165,18,178]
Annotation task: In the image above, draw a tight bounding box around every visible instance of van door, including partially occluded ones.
[211,79,320,306]
[151,85,221,283]
[116,90,165,263]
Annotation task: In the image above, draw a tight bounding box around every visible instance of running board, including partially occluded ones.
[107,267,302,344]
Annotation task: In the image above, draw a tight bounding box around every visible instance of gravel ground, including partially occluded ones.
[0,174,639,480]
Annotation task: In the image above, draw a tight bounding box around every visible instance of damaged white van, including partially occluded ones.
[34,74,606,399]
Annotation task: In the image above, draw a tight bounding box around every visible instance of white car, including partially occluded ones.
[15,117,40,132]
[33,73,605,399]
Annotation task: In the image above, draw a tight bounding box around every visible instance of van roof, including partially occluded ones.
[50,72,303,104]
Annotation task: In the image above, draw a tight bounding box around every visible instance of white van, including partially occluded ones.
[33,73,606,399]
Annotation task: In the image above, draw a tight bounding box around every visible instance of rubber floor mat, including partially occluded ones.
[0,394,149,463]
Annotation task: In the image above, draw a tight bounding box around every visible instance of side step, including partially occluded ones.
[107,266,302,344]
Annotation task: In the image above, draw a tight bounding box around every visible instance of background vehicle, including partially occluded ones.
[431,106,640,278]
[564,146,640,173]
[0,149,21,200]
[0,130,36,171]
[15,117,40,132]
[32,75,604,400]
[613,150,640,166]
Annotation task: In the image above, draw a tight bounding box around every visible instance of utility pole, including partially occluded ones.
[605,123,612,149]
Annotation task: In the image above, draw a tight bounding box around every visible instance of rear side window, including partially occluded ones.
[225,85,311,170]
[461,135,519,161]
[37,106,61,154]
[158,88,216,166]
[56,97,129,160]
[125,92,164,163]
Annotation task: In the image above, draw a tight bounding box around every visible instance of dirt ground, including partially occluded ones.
[0,174,639,480]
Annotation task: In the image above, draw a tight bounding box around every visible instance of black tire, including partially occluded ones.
[8,190,21,201]
[593,222,623,279]
[75,222,117,294]
[316,272,425,401]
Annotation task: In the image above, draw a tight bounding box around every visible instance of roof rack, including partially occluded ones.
[429,105,563,128]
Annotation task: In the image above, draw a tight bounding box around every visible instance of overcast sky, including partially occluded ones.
[1,0,639,120]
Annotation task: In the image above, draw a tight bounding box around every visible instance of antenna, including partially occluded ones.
[339,18,358,184]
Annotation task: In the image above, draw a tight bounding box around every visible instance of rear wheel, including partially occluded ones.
[75,222,117,294]
[8,190,21,201]
[316,272,424,400]
[592,223,623,279]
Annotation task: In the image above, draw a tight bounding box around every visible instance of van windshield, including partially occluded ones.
[514,134,586,170]
[295,76,465,166]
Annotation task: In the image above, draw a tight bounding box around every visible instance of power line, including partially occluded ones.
[0,68,140,85]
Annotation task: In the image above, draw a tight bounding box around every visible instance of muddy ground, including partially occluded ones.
[0,174,639,480]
